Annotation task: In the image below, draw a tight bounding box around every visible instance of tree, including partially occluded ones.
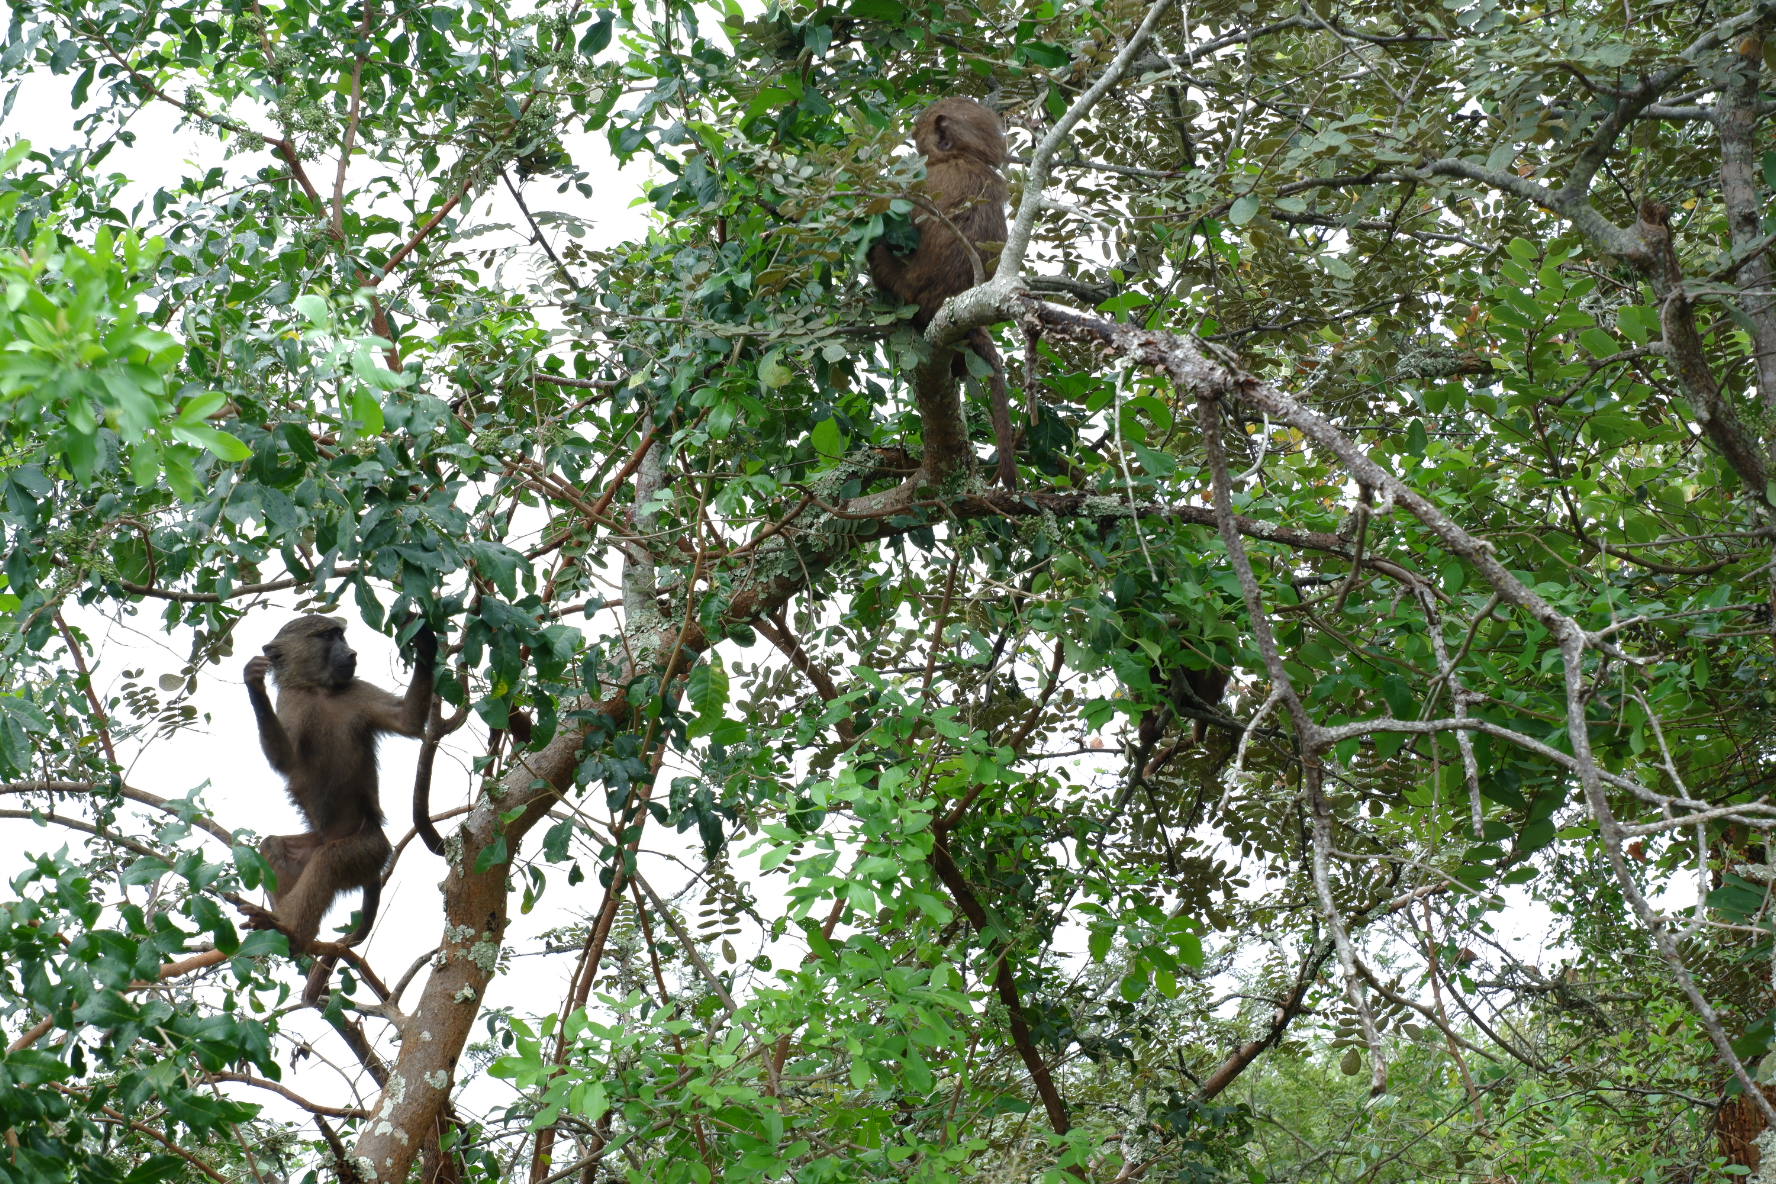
[3,0,1775,1180]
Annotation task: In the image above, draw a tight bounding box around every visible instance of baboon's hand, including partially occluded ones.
[244,655,271,686]
[226,893,280,931]
[412,623,438,666]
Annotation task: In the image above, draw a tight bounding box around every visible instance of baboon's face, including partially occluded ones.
[267,615,357,690]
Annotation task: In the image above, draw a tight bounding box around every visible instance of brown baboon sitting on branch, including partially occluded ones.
[870,96,1018,488]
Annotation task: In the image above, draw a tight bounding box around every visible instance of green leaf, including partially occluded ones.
[757,350,793,390]
[1087,926,1112,962]
[686,658,730,740]
[1015,41,1071,68]
[849,0,905,20]
[474,835,510,874]
[350,388,386,435]
[580,11,614,56]
[171,423,253,461]
[1577,327,1618,358]
[1617,305,1659,343]
[1405,418,1428,457]
[293,294,330,324]
[810,416,846,458]
[175,390,227,424]
[1118,969,1148,1003]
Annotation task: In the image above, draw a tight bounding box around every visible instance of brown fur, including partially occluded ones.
[869,97,1018,488]
[238,615,435,972]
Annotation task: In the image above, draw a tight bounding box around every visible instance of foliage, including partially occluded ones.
[2,0,1776,1180]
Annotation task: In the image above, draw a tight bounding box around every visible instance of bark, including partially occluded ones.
[1716,26,1776,427]
[349,721,586,1180]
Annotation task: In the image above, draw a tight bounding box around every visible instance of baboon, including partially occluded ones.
[235,615,436,962]
[1130,662,1230,786]
[869,96,1018,488]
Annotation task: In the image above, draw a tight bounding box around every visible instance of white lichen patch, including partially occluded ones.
[1756,1128,1776,1184]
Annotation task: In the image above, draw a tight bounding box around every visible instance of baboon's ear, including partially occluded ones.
[933,113,955,152]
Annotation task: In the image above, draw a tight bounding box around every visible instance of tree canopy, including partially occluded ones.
[4,0,1776,1180]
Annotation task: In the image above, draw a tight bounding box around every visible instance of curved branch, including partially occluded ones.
[999,0,1179,281]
